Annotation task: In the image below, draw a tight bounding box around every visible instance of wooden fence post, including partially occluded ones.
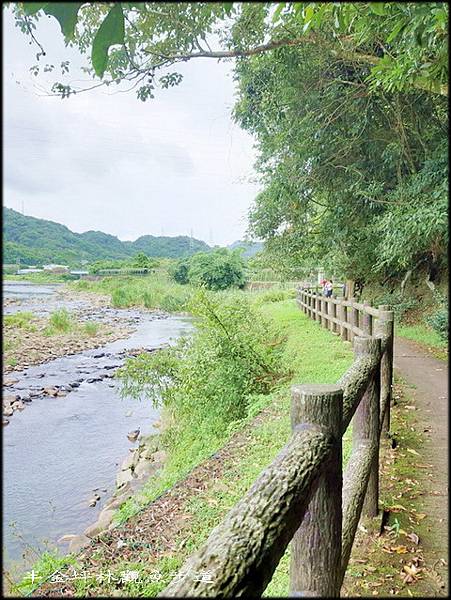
[307,293,312,318]
[322,298,329,329]
[362,301,373,336]
[290,384,343,597]
[374,305,394,436]
[331,296,337,334]
[317,295,322,325]
[312,294,317,321]
[340,300,348,341]
[350,298,358,342]
[352,337,381,518]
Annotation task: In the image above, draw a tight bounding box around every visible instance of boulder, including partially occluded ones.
[3,395,17,406]
[134,460,158,481]
[151,450,167,464]
[84,507,116,538]
[12,400,25,411]
[120,451,137,472]
[44,387,58,397]
[103,494,129,511]
[116,468,134,489]
[3,406,14,417]
[68,534,91,553]
[57,534,77,544]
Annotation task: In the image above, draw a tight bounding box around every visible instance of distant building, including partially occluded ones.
[16,268,44,274]
[42,264,69,273]
[69,270,89,278]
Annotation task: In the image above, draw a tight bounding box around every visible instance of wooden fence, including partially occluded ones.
[159,290,394,597]
[245,280,307,291]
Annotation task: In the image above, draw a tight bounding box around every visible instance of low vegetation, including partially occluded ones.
[71,272,193,312]
[3,309,111,371]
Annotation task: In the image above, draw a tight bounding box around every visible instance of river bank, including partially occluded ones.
[2,281,193,583]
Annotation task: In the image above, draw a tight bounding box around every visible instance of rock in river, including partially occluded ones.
[127,429,140,442]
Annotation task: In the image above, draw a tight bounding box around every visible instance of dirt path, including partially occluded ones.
[393,336,448,593]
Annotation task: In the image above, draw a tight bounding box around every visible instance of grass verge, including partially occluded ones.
[396,323,447,361]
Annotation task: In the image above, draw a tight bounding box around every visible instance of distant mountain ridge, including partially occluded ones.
[3,207,210,265]
[228,239,264,258]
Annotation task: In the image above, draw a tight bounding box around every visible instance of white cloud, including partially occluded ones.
[3,7,261,246]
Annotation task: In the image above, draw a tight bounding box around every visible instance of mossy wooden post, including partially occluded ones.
[352,337,381,517]
[374,305,394,436]
[331,296,338,333]
[308,293,312,318]
[290,384,343,596]
[317,295,322,325]
[340,300,348,341]
[362,301,373,336]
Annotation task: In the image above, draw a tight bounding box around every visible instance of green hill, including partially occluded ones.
[3,208,210,266]
[228,240,264,258]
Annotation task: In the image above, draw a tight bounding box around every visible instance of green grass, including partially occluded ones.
[5,272,75,283]
[43,308,73,335]
[82,322,99,336]
[397,322,447,360]
[70,273,193,312]
[8,551,80,596]
[4,312,36,330]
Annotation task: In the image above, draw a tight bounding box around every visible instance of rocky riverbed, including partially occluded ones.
[3,281,194,575]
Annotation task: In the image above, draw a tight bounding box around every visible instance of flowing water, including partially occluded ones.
[2,281,193,576]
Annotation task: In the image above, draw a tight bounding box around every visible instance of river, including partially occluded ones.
[2,281,193,576]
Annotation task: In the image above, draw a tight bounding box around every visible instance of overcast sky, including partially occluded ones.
[3,7,261,246]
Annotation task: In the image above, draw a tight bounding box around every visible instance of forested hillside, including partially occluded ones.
[3,208,210,265]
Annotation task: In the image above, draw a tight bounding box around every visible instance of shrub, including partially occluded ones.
[118,290,284,458]
[373,289,418,322]
[171,260,190,285]
[427,307,448,340]
[187,248,246,291]
[253,289,296,305]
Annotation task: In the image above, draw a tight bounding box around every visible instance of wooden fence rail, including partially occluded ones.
[159,290,394,597]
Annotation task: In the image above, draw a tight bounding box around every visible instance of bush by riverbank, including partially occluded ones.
[18,297,354,596]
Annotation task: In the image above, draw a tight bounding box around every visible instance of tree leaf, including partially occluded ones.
[22,2,48,15]
[370,3,387,16]
[92,3,125,78]
[386,19,406,43]
[43,2,83,40]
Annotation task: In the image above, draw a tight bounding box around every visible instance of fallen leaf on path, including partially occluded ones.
[391,545,409,554]
[406,448,421,456]
[388,504,407,512]
[407,533,420,545]
[414,513,427,520]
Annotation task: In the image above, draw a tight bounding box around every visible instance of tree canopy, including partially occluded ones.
[10,2,448,287]
[12,2,448,98]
